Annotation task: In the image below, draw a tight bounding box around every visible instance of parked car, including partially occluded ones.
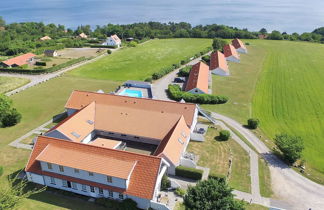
[196,128,206,134]
[174,77,185,83]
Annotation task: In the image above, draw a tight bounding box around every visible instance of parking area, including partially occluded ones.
[191,123,209,142]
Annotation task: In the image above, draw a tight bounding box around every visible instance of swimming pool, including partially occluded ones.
[119,89,143,98]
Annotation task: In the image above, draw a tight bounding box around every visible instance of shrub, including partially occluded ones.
[161,174,171,190]
[128,41,138,47]
[208,173,227,182]
[144,77,152,82]
[247,118,259,129]
[178,66,191,77]
[275,134,304,164]
[175,188,186,197]
[245,42,250,45]
[172,63,180,69]
[1,108,22,127]
[219,130,230,141]
[107,49,112,54]
[212,38,228,50]
[167,84,228,104]
[35,61,46,66]
[175,166,203,180]
[201,55,210,63]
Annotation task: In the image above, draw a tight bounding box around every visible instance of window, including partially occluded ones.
[72,182,77,190]
[134,136,139,139]
[119,193,124,199]
[74,169,79,173]
[99,188,103,195]
[47,163,52,170]
[59,165,64,172]
[107,176,112,183]
[89,172,94,176]
[62,180,68,187]
[50,177,55,185]
[90,186,95,193]
[121,134,126,137]
[82,184,87,192]
[108,191,113,197]
[108,132,114,135]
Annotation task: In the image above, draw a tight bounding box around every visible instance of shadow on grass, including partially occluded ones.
[214,136,229,142]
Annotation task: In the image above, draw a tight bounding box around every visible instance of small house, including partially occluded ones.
[103,34,122,48]
[185,62,210,94]
[79,33,88,39]
[0,53,36,68]
[209,51,229,76]
[44,50,58,57]
[40,36,52,41]
[232,38,248,54]
[223,44,240,63]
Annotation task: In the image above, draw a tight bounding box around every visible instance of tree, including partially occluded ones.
[212,38,227,51]
[0,16,5,27]
[268,30,283,40]
[0,94,22,127]
[184,178,244,210]
[219,130,230,141]
[259,28,267,34]
[275,134,304,164]
[247,118,259,129]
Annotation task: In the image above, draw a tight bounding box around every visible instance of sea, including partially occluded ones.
[1,0,324,33]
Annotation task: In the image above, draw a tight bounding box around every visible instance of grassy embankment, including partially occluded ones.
[0,76,30,94]
[0,38,212,209]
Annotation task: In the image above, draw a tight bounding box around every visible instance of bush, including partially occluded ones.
[212,38,228,50]
[144,77,152,82]
[161,174,171,190]
[107,49,112,54]
[128,41,138,47]
[247,118,259,129]
[1,108,22,127]
[219,130,230,141]
[167,84,228,104]
[208,173,227,182]
[201,55,210,63]
[35,61,46,66]
[172,63,180,69]
[175,188,186,197]
[175,166,203,180]
[245,42,250,45]
[178,66,191,77]
[275,134,304,164]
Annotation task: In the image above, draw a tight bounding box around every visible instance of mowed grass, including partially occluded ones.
[252,40,324,182]
[187,122,251,193]
[202,41,267,123]
[0,76,30,94]
[69,38,212,81]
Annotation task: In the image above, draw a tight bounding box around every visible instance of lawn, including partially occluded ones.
[259,158,272,197]
[203,39,324,184]
[0,76,30,94]
[187,121,251,193]
[69,38,212,81]
[252,40,324,183]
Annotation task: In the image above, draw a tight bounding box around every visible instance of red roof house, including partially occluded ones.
[0,53,36,68]
[223,44,240,63]
[209,51,229,76]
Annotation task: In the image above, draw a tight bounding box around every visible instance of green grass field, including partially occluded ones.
[0,76,30,94]
[69,38,212,81]
[204,39,324,183]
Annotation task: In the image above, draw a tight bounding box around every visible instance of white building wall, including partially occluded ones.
[40,161,127,189]
[226,56,240,63]
[190,107,199,133]
[81,131,96,144]
[237,48,247,54]
[26,172,45,185]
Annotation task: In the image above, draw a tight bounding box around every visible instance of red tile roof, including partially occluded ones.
[2,53,36,66]
[111,35,121,43]
[185,62,209,94]
[26,136,162,200]
[223,44,239,59]
[232,38,246,50]
[210,51,229,72]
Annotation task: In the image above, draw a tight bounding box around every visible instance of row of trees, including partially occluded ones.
[260,28,324,43]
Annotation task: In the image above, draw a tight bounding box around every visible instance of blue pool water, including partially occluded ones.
[119,89,143,98]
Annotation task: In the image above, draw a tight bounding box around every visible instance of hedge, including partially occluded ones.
[89,44,117,49]
[208,173,227,182]
[175,166,203,180]
[35,61,46,66]
[168,84,228,104]
[178,66,191,77]
[0,57,89,74]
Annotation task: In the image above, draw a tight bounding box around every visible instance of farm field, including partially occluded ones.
[204,39,324,183]
[0,76,30,94]
[252,40,324,183]
[69,38,212,81]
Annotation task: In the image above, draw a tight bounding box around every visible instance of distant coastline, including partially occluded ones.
[1,0,324,33]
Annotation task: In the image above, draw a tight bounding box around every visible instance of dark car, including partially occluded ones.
[197,128,206,134]
[174,77,185,83]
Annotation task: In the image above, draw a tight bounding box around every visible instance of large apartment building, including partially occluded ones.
[25,90,198,209]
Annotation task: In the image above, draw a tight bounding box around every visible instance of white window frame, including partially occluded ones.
[59,165,64,172]
[50,177,55,185]
[82,184,87,192]
[90,186,95,193]
[62,180,68,187]
[108,191,113,197]
[99,188,103,195]
[47,163,52,170]
[107,176,112,183]
[72,182,77,190]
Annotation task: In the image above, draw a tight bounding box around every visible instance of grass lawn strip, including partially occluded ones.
[0,76,30,94]
[187,124,251,193]
[258,158,273,197]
